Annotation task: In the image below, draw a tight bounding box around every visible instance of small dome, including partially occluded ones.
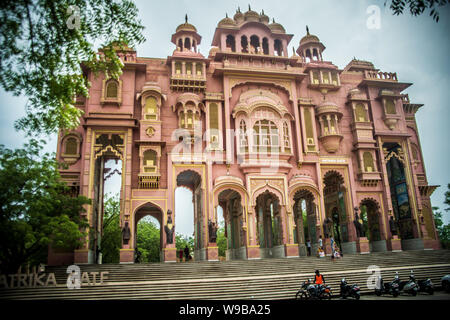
[259,10,269,24]
[176,15,197,33]
[269,18,285,33]
[244,5,260,22]
[300,26,320,45]
[218,14,237,28]
[234,7,244,23]
[176,22,197,33]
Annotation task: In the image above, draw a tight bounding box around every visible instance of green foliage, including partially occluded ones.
[175,233,194,253]
[216,221,227,257]
[433,184,450,249]
[136,218,160,263]
[100,193,121,263]
[0,0,145,135]
[0,140,91,273]
[386,0,449,22]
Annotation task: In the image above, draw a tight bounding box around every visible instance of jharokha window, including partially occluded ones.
[65,138,78,155]
[252,120,279,153]
[101,78,122,105]
[355,103,368,122]
[143,150,157,173]
[385,99,396,114]
[239,119,248,153]
[106,80,118,98]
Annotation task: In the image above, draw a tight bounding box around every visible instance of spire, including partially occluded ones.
[248,4,251,11]
[237,6,241,13]
[185,14,188,23]
[262,9,265,15]
[306,25,310,35]
[226,13,228,18]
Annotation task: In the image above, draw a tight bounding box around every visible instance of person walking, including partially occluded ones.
[330,237,335,260]
[306,239,311,256]
[318,235,323,250]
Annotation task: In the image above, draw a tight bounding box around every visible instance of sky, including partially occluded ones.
[0,1,449,235]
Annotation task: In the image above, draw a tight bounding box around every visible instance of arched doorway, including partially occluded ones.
[292,189,318,256]
[134,203,163,263]
[255,190,283,258]
[323,171,349,253]
[384,142,414,240]
[175,170,204,260]
[360,199,386,252]
[218,189,243,260]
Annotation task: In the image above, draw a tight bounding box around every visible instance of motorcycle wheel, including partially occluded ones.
[411,290,417,296]
[320,292,332,300]
[353,292,360,300]
[427,288,434,295]
[392,291,399,298]
[375,290,381,296]
[296,291,308,300]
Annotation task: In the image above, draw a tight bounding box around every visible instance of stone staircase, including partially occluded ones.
[1,250,450,300]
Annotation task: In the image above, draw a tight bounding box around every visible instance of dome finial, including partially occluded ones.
[248,4,251,11]
[185,14,188,23]
[272,18,275,23]
[306,25,310,35]
[237,6,241,13]
[226,13,228,18]
[262,9,265,15]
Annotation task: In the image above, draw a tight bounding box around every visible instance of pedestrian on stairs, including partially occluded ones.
[184,245,190,262]
[306,239,311,256]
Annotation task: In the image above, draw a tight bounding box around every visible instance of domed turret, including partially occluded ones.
[233,7,244,23]
[218,13,237,28]
[244,5,259,22]
[297,26,325,62]
[171,15,202,53]
[259,9,269,24]
[269,18,286,34]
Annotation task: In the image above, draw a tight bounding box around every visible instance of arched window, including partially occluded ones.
[305,49,312,62]
[143,150,157,173]
[184,38,191,51]
[186,110,194,129]
[355,103,368,122]
[226,35,236,52]
[65,137,78,155]
[196,63,202,76]
[304,107,315,148]
[385,99,396,114]
[185,63,192,75]
[312,71,320,84]
[144,96,158,120]
[178,39,183,51]
[274,39,283,56]
[239,119,248,153]
[250,35,260,53]
[331,72,339,85]
[175,62,182,75]
[262,38,269,55]
[283,121,291,152]
[241,35,248,53]
[106,80,118,98]
[363,152,374,172]
[312,48,319,61]
[253,120,279,153]
[322,71,330,84]
[179,111,185,128]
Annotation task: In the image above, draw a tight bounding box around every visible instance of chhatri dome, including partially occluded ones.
[176,14,197,33]
[218,13,237,28]
[243,5,260,22]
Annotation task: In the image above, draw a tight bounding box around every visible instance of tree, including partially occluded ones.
[386,0,450,22]
[100,193,121,263]
[433,184,450,249]
[216,221,227,258]
[0,0,145,135]
[136,217,160,263]
[0,140,91,274]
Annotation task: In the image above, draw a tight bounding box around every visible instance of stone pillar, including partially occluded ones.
[356,237,370,254]
[387,235,402,252]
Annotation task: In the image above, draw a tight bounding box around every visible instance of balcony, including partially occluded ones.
[138,174,160,189]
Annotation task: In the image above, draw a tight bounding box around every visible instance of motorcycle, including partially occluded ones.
[340,278,360,300]
[395,271,418,296]
[375,274,400,297]
[295,279,332,300]
[417,278,434,295]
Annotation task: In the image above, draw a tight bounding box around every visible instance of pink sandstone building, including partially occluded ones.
[51,8,440,265]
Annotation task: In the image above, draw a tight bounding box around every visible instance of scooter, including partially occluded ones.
[395,271,418,296]
[417,278,434,295]
[340,278,360,300]
[375,274,400,297]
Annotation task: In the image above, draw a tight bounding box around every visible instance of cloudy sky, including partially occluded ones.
[0,1,449,235]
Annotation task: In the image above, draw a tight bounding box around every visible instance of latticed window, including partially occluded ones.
[187,110,194,129]
[312,71,320,84]
[186,63,192,75]
[355,103,368,122]
[175,62,182,74]
[239,119,248,153]
[283,122,291,152]
[196,63,202,76]
[385,99,396,114]
[322,71,330,84]
[144,96,158,120]
[65,138,78,155]
[179,111,185,127]
[252,120,279,153]
[363,152,374,172]
[331,72,339,86]
[106,81,118,98]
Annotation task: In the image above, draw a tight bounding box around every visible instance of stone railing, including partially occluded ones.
[364,70,398,81]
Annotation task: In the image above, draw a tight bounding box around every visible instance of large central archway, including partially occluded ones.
[134,202,163,262]
[218,189,243,260]
[255,190,283,258]
[292,189,318,256]
[175,169,204,260]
